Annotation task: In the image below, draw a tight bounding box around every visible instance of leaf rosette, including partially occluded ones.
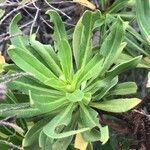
[0,10,141,149]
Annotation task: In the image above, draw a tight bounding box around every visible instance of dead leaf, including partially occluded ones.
[73,0,96,10]
[74,133,88,150]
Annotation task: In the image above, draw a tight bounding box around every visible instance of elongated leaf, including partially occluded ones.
[73,10,101,68]
[43,104,89,139]
[8,46,65,90]
[0,103,42,118]
[108,0,129,13]
[125,34,149,55]
[127,25,148,45]
[100,126,109,145]
[29,92,68,113]
[46,10,73,80]
[7,77,63,95]
[30,34,62,76]
[90,98,141,112]
[52,123,75,150]
[9,13,29,49]
[74,54,104,87]
[100,17,126,74]
[86,55,140,94]
[94,76,118,100]
[58,39,73,80]
[79,104,100,128]
[116,53,150,68]
[39,131,52,150]
[106,56,142,79]
[23,117,52,148]
[136,0,150,43]
[78,105,109,144]
[78,105,101,142]
[46,10,68,50]
[107,82,137,96]
[79,104,101,144]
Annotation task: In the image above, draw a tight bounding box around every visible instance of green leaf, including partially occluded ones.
[90,98,141,112]
[46,10,73,80]
[100,17,127,74]
[108,0,129,13]
[125,34,149,55]
[43,104,89,139]
[116,53,150,68]
[85,56,141,93]
[106,56,142,80]
[22,117,52,148]
[29,92,68,113]
[78,105,109,144]
[30,34,62,76]
[66,89,84,102]
[83,92,92,105]
[136,0,150,43]
[46,10,68,50]
[8,46,65,90]
[79,104,100,128]
[78,105,101,142]
[94,76,118,100]
[0,103,42,118]
[9,13,29,49]
[58,39,73,80]
[73,10,101,68]
[127,25,148,45]
[7,76,63,95]
[100,126,109,145]
[74,54,104,87]
[52,123,74,150]
[39,131,52,150]
[107,82,137,96]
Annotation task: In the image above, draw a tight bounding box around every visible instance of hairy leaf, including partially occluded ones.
[90,98,141,112]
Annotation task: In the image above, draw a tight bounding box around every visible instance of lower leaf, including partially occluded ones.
[43,104,89,139]
[90,98,141,112]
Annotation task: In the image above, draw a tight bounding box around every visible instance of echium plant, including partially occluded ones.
[0,10,141,149]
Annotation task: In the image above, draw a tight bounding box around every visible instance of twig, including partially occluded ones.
[0,20,33,44]
[40,16,52,29]
[133,109,150,120]
[60,5,75,13]
[16,0,35,19]
[44,0,72,20]
[0,2,19,8]
[0,1,35,26]
[93,0,100,8]
[64,21,75,27]
[49,1,75,4]
[0,33,23,44]
[30,5,40,35]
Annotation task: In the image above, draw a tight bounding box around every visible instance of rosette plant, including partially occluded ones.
[0,10,141,149]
